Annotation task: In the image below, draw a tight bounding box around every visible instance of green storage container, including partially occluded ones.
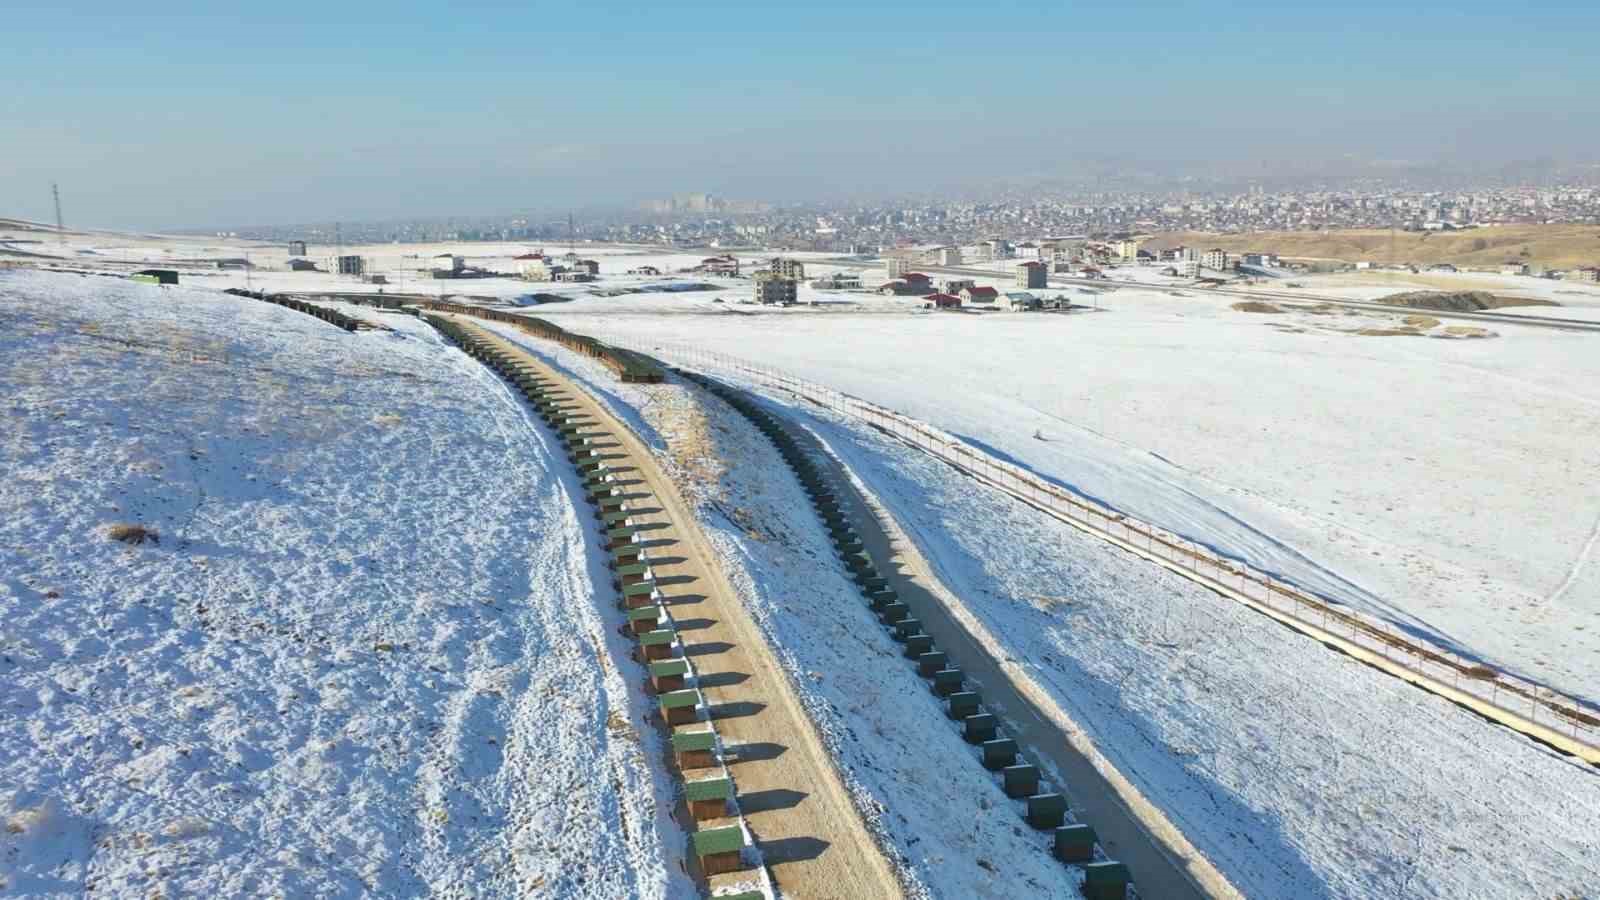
[691,825,744,857]
[1027,792,1067,829]
[982,738,1017,770]
[683,776,733,803]
[1053,823,1097,864]
[670,727,716,752]
[1003,764,1039,798]
[638,628,675,646]
[946,691,980,720]
[658,689,698,710]
[649,658,689,678]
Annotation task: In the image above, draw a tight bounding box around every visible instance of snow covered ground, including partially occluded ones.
[0,271,690,898]
[773,394,1600,899]
[10,226,1600,898]
[481,321,1085,899]
[544,290,1600,707]
[477,315,1600,898]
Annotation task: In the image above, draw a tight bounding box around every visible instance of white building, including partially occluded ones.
[937,246,963,267]
[886,257,915,278]
[985,239,1013,260]
[1202,248,1230,271]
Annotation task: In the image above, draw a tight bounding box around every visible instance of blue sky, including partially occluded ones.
[3,1,1595,228]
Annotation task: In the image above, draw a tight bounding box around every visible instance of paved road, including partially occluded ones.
[452,318,903,900]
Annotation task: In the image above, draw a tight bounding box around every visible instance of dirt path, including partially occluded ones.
[450,319,902,900]
[777,401,1242,900]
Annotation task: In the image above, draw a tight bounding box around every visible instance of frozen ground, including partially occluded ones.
[547,290,1600,706]
[0,271,690,898]
[483,315,1600,898]
[769,393,1600,899]
[482,320,1083,899]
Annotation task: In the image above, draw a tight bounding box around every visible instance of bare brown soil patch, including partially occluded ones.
[1231,301,1284,314]
[106,523,159,545]
[1377,290,1558,312]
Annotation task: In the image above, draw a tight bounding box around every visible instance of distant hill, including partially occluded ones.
[1147,224,1600,270]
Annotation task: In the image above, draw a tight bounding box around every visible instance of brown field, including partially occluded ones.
[1147,224,1600,270]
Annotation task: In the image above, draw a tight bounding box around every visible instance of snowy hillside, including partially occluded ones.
[548,295,1600,704]
[0,271,690,898]
[788,396,1600,899]
[480,315,1600,898]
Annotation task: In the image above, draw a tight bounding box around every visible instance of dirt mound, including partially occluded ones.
[1402,315,1442,328]
[1231,301,1284,314]
[1376,290,1558,311]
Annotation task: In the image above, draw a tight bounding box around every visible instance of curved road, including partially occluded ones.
[449,317,904,900]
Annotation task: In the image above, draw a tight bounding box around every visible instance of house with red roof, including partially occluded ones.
[960,285,999,304]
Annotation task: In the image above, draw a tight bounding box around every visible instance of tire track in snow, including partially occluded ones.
[1547,509,1600,605]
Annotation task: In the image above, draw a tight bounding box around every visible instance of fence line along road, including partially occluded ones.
[581,330,1600,766]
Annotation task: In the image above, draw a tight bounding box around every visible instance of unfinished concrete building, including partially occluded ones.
[754,271,798,305]
[769,257,806,279]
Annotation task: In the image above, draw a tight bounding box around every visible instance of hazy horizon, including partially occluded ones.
[6,1,1598,230]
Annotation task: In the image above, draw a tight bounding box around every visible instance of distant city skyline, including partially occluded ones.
[5,1,1598,230]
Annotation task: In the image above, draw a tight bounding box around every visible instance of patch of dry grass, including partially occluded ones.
[1231,301,1284,314]
[106,522,159,545]
[1402,315,1442,329]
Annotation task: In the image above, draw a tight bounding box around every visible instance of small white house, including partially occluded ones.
[1005,291,1040,311]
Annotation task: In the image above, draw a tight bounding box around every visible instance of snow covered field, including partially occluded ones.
[544,291,1600,707]
[0,271,690,898]
[482,316,1600,898]
[772,393,1600,899]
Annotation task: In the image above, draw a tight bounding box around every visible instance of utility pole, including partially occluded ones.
[52,183,65,244]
